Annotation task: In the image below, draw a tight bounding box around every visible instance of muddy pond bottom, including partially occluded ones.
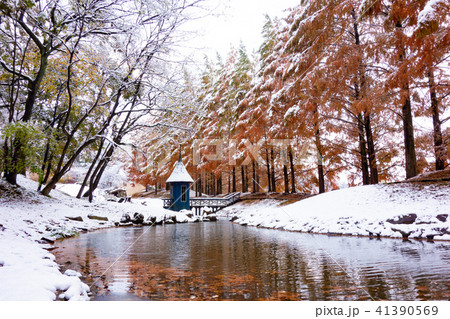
[53,221,450,301]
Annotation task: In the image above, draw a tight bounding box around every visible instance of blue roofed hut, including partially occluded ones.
[165,154,194,211]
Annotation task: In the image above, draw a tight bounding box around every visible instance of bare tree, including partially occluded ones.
[1,0,206,193]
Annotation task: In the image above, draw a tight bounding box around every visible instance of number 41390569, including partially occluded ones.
[375,306,438,316]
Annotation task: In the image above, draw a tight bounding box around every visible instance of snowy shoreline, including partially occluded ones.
[0,175,194,301]
[1,176,449,301]
[229,221,450,242]
[220,182,450,242]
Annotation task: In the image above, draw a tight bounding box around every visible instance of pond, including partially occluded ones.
[53,221,450,301]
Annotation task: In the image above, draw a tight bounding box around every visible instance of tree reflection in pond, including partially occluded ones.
[53,222,450,301]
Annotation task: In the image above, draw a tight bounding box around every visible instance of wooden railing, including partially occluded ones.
[163,192,240,210]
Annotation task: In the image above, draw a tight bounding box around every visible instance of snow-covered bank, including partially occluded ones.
[220,183,450,241]
[0,175,189,301]
[2,176,449,301]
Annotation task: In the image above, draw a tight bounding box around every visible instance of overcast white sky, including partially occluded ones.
[180,0,301,64]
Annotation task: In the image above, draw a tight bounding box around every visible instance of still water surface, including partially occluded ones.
[54,221,450,301]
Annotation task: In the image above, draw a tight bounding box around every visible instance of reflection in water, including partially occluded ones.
[53,221,450,301]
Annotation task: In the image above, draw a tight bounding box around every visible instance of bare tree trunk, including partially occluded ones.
[256,162,260,192]
[4,165,17,185]
[88,160,109,202]
[9,51,52,183]
[195,173,198,197]
[207,173,210,195]
[352,7,379,184]
[195,172,200,196]
[210,172,213,195]
[402,91,417,178]
[37,142,51,191]
[76,139,105,198]
[317,162,325,194]
[232,167,236,192]
[3,137,19,185]
[396,20,417,179]
[364,113,379,184]
[41,137,97,196]
[252,160,257,193]
[241,165,245,193]
[3,172,17,185]
[217,174,222,195]
[288,147,296,193]
[315,131,325,194]
[84,142,116,201]
[265,146,272,192]
[358,114,370,185]
[428,68,446,170]
[244,166,249,192]
[270,148,276,192]
[41,154,53,188]
[283,164,289,194]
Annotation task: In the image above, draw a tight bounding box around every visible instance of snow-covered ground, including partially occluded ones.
[0,175,191,301]
[220,183,450,241]
[1,175,449,301]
